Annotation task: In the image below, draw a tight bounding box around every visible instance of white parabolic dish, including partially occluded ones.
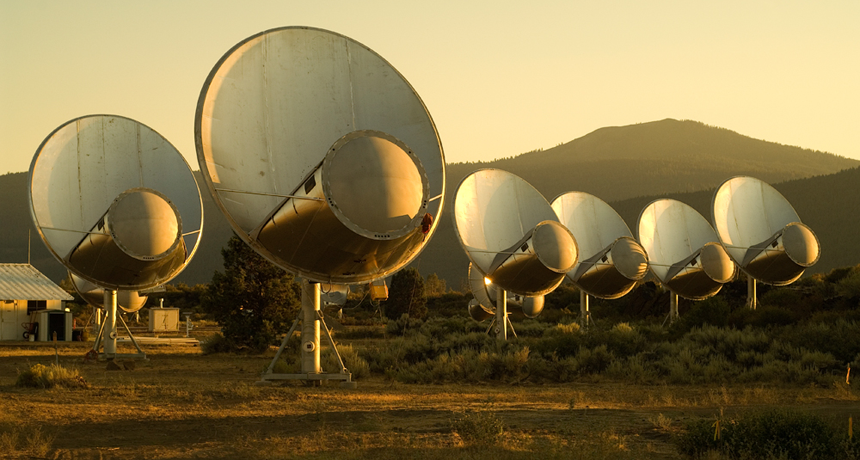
[551,192,648,299]
[453,169,577,296]
[712,176,819,285]
[29,115,203,291]
[195,26,445,284]
[638,199,734,300]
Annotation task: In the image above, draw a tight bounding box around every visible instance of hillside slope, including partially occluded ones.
[448,119,857,203]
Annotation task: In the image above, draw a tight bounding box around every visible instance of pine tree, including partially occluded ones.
[202,235,301,352]
[385,267,427,320]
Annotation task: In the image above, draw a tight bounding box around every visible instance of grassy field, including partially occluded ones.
[1,340,858,460]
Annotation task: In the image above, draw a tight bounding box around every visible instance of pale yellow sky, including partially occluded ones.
[2,1,858,174]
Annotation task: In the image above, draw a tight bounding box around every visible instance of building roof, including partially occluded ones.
[0,264,73,301]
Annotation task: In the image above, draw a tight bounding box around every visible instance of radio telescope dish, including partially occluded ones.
[468,262,496,320]
[453,169,577,297]
[466,262,545,321]
[454,170,574,339]
[30,114,203,359]
[198,27,445,385]
[29,115,203,291]
[467,262,544,338]
[638,199,735,302]
[712,176,819,286]
[70,272,147,313]
[551,192,648,300]
[195,26,444,285]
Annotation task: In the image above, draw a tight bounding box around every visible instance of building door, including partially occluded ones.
[0,301,23,340]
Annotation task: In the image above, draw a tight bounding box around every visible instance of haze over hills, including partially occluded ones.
[3,119,858,291]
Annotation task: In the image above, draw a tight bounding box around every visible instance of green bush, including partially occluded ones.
[534,322,583,358]
[677,409,841,459]
[600,322,647,356]
[671,296,731,335]
[451,406,505,446]
[385,314,423,336]
[322,344,370,379]
[200,332,233,355]
[575,345,614,374]
[780,320,860,363]
[836,268,860,299]
[202,236,302,353]
[16,364,87,389]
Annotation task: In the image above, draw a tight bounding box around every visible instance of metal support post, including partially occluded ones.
[91,316,107,354]
[301,279,321,375]
[580,291,591,328]
[117,315,146,359]
[91,306,102,338]
[259,280,353,387]
[747,277,757,309]
[318,311,347,374]
[263,318,301,376]
[670,293,679,323]
[104,289,118,358]
[505,315,518,338]
[484,317,496,335]
[495,288,507,340]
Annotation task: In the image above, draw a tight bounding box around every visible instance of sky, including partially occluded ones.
[2,1,859,174]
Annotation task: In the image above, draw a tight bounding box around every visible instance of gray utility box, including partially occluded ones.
[149,308,180,332]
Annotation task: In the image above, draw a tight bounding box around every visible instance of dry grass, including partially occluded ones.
[0,341,857,459]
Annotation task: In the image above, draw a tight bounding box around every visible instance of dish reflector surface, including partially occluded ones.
[712,176,819,285]
[29,115,203,290]
[195,27,444,283]
[638,199,734,299]
[551,192,648,299]
[467,262,545,320]
[70,273,148,313]
[453,169,576,296]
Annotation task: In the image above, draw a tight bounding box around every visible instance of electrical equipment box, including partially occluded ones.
[148,308,180,332]
[370,280,388,301]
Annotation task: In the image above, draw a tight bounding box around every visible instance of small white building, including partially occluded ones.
[0,264,74,341]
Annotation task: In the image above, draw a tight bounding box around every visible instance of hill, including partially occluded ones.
[447,119,857,203]
[608,166,860,277]
[3,119,858,289]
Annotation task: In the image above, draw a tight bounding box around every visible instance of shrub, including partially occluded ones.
[385,314,423,336]
[322,344,370,379]
[605,354,657,384]
[451,406,505,446]
[837,269,860,299]
[670,296,730,336]
[780,320,860,363]
[200,332,233,355]
[761,286,806,311]
[601,322,646,356]
[534,322,583,357]
[0,425,56,457]
[16,364,87,389]
[677,409,840,459]
[576,345,614,374]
